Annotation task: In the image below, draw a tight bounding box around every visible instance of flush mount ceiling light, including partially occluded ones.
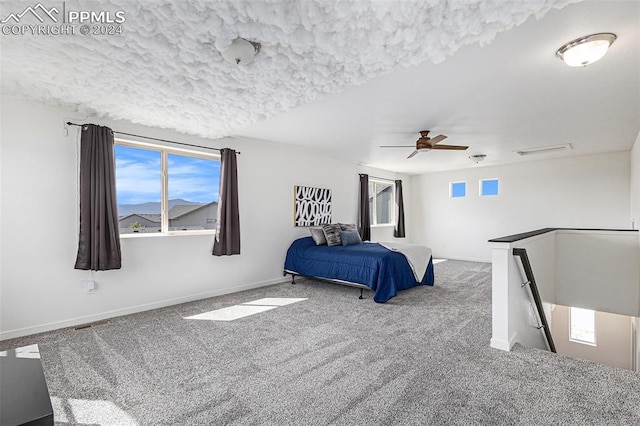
[221,38,261,65]
[469,154,486,163]
[556,33,616,67]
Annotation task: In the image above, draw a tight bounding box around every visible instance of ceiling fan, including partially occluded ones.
[380,130,469,159]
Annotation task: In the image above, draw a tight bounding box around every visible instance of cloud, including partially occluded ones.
[168,154,220,202]
[115,146,162,204]
[169,176,219,203]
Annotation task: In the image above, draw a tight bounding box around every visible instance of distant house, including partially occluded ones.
[118,214,162,233]
[119,202,218,233]
[169,202,218,231]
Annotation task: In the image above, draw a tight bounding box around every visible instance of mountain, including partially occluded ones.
[117,199,202,216]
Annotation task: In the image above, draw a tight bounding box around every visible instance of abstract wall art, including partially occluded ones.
[293,185,332,226]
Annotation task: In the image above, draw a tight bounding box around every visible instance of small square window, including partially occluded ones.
[569,307,596,346]
[450,182,466,198]
[480,179,499,196]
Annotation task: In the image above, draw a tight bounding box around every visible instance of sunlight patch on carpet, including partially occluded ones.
[433,259,448,264]
[51,396,139,426]
[185,305,276,322]
[243,298,307,306]
[0,344,39,359]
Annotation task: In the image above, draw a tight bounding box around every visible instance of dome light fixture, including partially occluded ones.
[469,154,486,164]
[556,33,616,67]
[221,38,261,65]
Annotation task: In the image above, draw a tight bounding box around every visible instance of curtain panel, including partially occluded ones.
[394,180,406,238]
[358,174,371,241]
[74,124,122,270]
[213,148,241,256]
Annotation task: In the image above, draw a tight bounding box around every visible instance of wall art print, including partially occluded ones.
[294,185,332,227]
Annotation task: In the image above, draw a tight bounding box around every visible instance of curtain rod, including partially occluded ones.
[360,173,397,182]
[66,122,240,154]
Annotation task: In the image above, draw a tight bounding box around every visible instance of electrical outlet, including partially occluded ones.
[86,281,96,294]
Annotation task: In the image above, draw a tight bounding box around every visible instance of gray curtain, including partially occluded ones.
[358,174,371,241]
[394,179,406,238]
[74,124,122,270]
[213,148,241,256]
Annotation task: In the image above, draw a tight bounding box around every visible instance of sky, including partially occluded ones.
[115,145,220,205]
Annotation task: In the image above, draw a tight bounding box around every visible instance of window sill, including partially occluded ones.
[370,224,394,228]
[568,338,597,347]
[120,231,215,239]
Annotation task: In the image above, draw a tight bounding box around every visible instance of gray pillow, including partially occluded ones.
[339,223,357,231]
[322,224,342,247]
[309,227,327,245]
[339,230,362,246]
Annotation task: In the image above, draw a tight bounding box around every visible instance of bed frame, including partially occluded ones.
[283,269,371,299]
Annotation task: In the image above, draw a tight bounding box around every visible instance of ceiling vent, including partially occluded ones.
[514,143,572,156]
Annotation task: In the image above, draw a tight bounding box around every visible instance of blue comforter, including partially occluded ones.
[284,237,434,303]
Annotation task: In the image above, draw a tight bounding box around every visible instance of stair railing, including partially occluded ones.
[512,248,556,353]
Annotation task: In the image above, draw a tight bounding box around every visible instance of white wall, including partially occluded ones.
[635,318,640,372]
[411,153,631,262]
[631,131,640,230]
[633,132,640,321]
[0,97,407,339]
[555,231,640,317]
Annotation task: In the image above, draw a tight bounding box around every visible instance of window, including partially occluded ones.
[368,179,394,226]
[480,178,499,196]
[114,141,220,236]
[569,307,596,345]
[450,182,466,198]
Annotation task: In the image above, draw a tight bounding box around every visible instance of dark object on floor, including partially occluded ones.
[0,344,53,426]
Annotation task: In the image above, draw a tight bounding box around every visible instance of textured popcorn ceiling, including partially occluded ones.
[0,0,575,141]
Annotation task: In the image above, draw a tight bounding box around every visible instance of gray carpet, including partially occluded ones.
[2,260,639,425]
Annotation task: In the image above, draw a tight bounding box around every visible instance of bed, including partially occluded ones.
[284,236,434,303]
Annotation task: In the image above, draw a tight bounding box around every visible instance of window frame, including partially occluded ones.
[369,177,395,227]
[480,178,499,197]
[450,181,466,198]
[115,139,220,238]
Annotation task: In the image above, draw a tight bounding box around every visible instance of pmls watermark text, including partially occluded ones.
[2,24,76,35]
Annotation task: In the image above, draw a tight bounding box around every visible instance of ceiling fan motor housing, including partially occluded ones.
[417,139,432,150]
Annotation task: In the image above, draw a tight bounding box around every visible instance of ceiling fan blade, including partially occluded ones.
[428,135,448,145]
[431,144,469,150]
[379,145,417,148]
[407,150,420,159]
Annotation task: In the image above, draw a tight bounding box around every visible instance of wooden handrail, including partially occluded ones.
[512,248,556,353]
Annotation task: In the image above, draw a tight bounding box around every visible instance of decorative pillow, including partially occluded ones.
[339,223,357,231]
[322,224,342,247]
[339,230,362,246]
[309,227,327,245]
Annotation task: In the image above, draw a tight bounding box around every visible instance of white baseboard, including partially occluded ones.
[490,338,511,351]
[437,256,492,263]
[490,333,517,352]
[0,277,287,341]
